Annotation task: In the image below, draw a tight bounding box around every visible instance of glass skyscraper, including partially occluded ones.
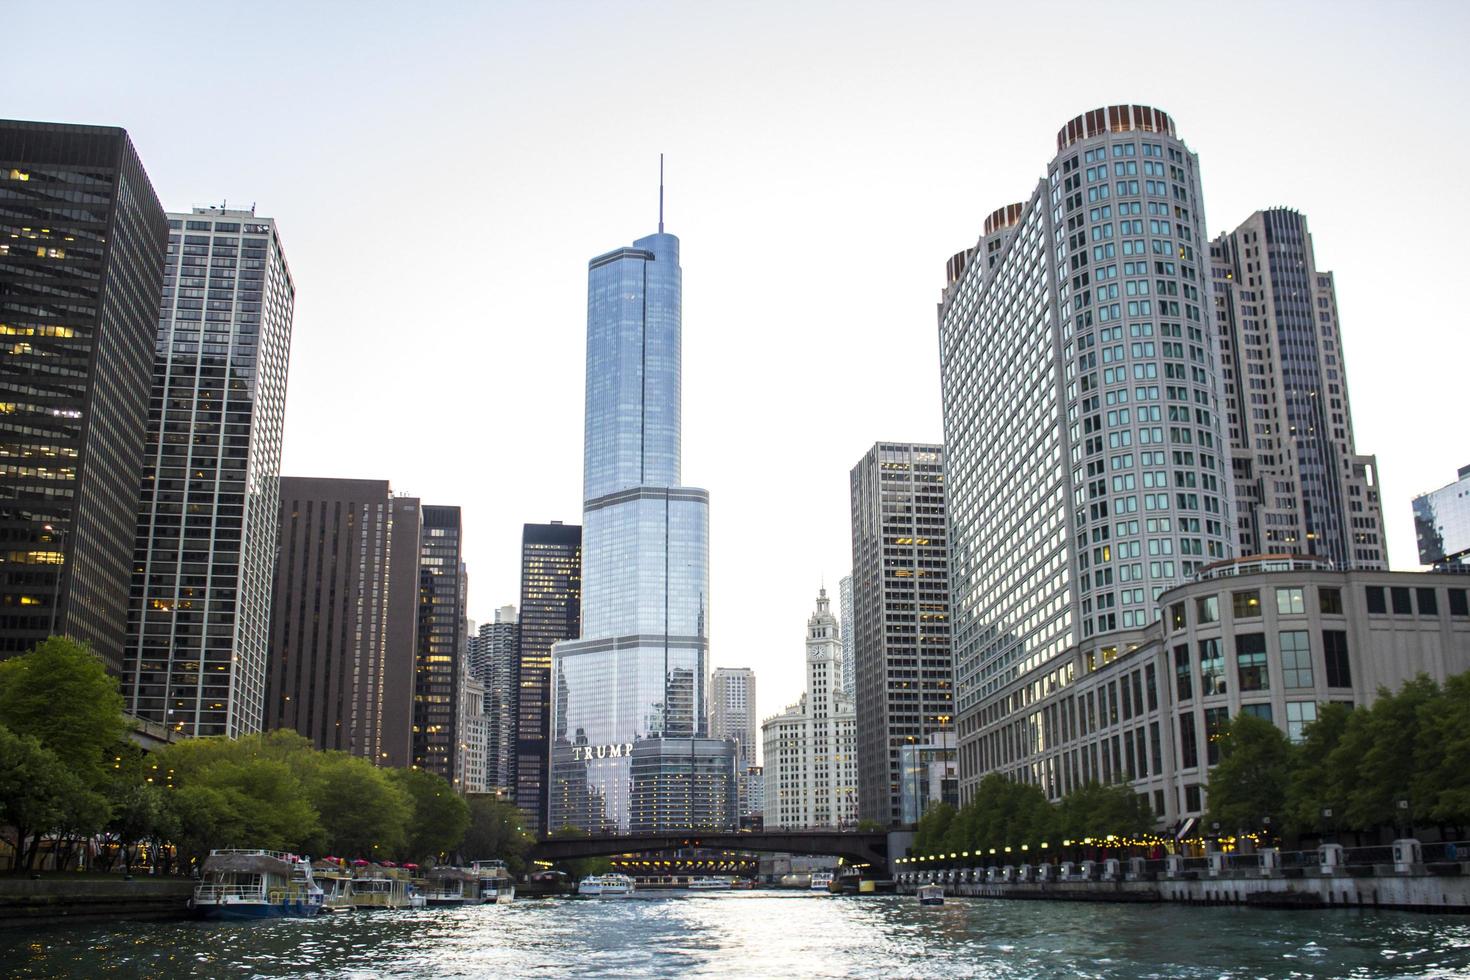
[548,215,732,834]
[1414,465,1470,569]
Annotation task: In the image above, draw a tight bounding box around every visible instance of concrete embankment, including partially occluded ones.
[0,877,194,928]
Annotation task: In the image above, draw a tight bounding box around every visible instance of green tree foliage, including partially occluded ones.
[1205,711,1294,833]
[0,724,92,870]
[1283,701,1353,835]
[913,801,955,856]
[461,796,532,874]
[1336,676,1438,832]
[0,637,127,786]
[387,766,469,863]
[1415,672,1470,828]
[911,775,1153,857]
[301,752,412,861]
[1056,781,1154,842]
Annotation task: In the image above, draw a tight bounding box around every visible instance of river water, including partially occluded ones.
[5,891,1470,978]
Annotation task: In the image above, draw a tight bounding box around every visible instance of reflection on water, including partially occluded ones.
[5,892,1470,979]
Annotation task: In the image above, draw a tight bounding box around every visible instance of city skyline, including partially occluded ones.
[6,2,1466,729]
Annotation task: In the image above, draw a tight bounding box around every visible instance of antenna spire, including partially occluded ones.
[658,153,665,234]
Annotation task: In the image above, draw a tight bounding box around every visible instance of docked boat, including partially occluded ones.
[352,868,418,910]
[810,872,834,892]
[917,883,945,906]
[423,866,477,906]
[473,860,515,904]
[314,860,356,912]
[191,849,324,919]
[687,876,731,891]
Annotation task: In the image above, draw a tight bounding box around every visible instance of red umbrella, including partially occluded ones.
[402,863,419,869]
[381,861,398,868]
[352,859,371,866]
[323,856,340,863]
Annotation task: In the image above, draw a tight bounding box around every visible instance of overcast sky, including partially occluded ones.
[9,1,1467,739]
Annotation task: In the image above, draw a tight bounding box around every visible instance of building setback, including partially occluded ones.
[1414,466,1470,569]
[849,442,952,826]
[710,666,758,818]
[265,478,418,766]
[415,505,465,783]
[1210,209,1386,568]
[516,521,580,833]
[938,106,1232,806]
[0,120,168,671]
[124,207,294,737]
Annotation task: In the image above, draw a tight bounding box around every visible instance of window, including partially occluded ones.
[1196,594,1219,624]
[1169,602,1186,631]
[1236,633,1268,691]
[1179,711,1198,768]
[1452,589,1470,617]
[1232,590,1261,618]
[1318,587,1342,615]
[1199,638,1226,696]
[1242,703,1273,722]
[1285,701,1317,743]
[1323,630,1351,688]
[1417,588,1438,616]
[1184,782,1202,812]
[1275,587,1305,615]
[1174,645,1193,701]
[1279,631,1313,688]
[1145,664,1158,711]
[1204,707,1229,765]
[1365,586,1387,614]
[1391,587,1412,615]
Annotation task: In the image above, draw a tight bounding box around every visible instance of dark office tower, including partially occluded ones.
[265,478,419,765]
[1210,209,1386,568]
[516,520,581,834]
[0,121,168,670]
[415,505,465,783]
[469,605,519,795]
[124,207,294,737]
[849,443,952,827]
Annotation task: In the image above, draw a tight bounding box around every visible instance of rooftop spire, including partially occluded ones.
[658,153,665,234]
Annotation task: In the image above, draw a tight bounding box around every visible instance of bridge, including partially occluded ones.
[530,830,907,875]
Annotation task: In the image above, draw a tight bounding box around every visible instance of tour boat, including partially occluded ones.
[473,860,516,904]
[594,873,636,897]
[810,872,835,892]
[578,875,603,896]
[687,876,732,890]
[917,883,945,906]
[191,849,324,919]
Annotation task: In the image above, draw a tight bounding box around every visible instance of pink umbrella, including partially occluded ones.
[352,859,371,866]
[402,863,419,870]
[381,861,398,868]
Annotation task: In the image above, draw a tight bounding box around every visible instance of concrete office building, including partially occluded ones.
[124,207,294,737]
[264,478,420,766]
[516,521,581,833]
[0,120,168,670]
[849,442,952,826]
[1210,209,1386,568]
[938,106,1233,804]
[761,588,858,830]
[1414,466,1470,569]
[711,666,758,817]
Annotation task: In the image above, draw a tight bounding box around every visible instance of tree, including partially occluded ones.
[302,752,410,860]
[0,724,86,871]
[0,637,127,786]
[1413,673,1470,832]
[913,801,956,855]
[387,767,468,862]
[106,782,168,873]
[1284,701,1354,837]
[1057,782,1153,843]
[1338,676,1438,833]
[461,796,532,874]
[1206,711,1294,834]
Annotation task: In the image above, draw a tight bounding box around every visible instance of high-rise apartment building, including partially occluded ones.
[124,207,294,737]
[264,478,419,766]
[711,666,758,817]
[838,574,855,698]
[1210,209,1385,568]
[849,442,952,826]
[415,505,465,783]
[457,658,489,795]
[761,588,858,830]
[549,202,733,834]
[938,105,1233,804]
[0,121,168,670]
[516,521,580,833]
[469,605,519,794]
[1414,465,1470,569]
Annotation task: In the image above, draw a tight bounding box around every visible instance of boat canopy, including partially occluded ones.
[203,852,294,876]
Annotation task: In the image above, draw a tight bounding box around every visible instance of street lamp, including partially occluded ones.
[42,523,65,636]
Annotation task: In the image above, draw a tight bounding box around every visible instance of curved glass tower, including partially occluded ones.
[549,222,732,834]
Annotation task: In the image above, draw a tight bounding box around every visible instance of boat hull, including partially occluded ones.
[194,899,323,920]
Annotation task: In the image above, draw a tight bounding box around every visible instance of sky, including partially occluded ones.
[8,0,1468,740]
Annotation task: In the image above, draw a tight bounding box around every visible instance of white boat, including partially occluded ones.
[810,872,834,892]
[191,849,325,920]
[352,873,417,910]
[578,875,603,897]
[687,876,731,891]
[918,883,945,906]
[595,873,635,897]
[423,867,476,905]
[473,860,515,904]
[314,863,356,912]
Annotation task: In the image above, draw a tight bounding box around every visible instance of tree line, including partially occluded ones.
[0,638,534,874]
[913,777,1154,858]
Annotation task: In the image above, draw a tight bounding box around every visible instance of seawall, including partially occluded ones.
[0,877,194,929]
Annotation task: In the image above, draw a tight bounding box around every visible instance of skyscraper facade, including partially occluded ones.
[124,207,294,737]
[264,478,418,766]
[0,121,168,670]
[710,666,757,817]
[469,605,519,794]
[760,588,858,830]
[549,212,730,834]
[1414,466,1470,569]
[838,574,855,698]
[1210,209,1386,568]
[516,521,580,833]
[415,505,465,783]
[849,442,952,826]
[938,105,1233,803]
